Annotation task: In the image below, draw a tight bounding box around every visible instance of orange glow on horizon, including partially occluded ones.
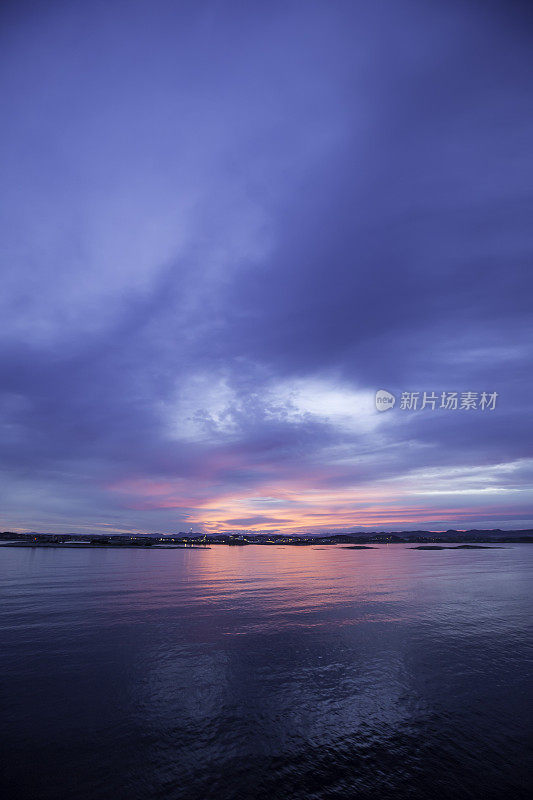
[105,475,518,533]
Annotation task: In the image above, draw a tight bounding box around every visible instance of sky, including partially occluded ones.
[1,0,532,535]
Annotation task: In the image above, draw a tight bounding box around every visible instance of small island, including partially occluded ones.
[411,544,500,550]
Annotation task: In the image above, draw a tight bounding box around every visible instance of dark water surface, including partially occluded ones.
[1,544,531,800]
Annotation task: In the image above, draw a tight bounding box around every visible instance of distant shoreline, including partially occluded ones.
[1,530,532,549]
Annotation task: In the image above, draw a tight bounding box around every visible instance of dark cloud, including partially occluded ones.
[223,517,289,527]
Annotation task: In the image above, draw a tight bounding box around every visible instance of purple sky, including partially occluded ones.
[1,0,532,534]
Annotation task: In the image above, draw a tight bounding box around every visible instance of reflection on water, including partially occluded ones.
[0,544,531,799]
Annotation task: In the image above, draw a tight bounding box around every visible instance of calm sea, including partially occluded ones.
[0,544,531,800]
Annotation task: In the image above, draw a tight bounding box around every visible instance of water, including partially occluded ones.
[0,544,531,800]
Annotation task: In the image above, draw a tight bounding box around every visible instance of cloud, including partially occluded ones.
[222,516,290,527]
[0,0,532,533]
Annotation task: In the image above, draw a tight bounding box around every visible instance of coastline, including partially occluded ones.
[1,529,532,549]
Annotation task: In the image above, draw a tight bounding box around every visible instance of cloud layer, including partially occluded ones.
[1,0,532,533]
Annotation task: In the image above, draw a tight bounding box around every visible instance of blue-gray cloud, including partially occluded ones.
[0,0,532,533]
